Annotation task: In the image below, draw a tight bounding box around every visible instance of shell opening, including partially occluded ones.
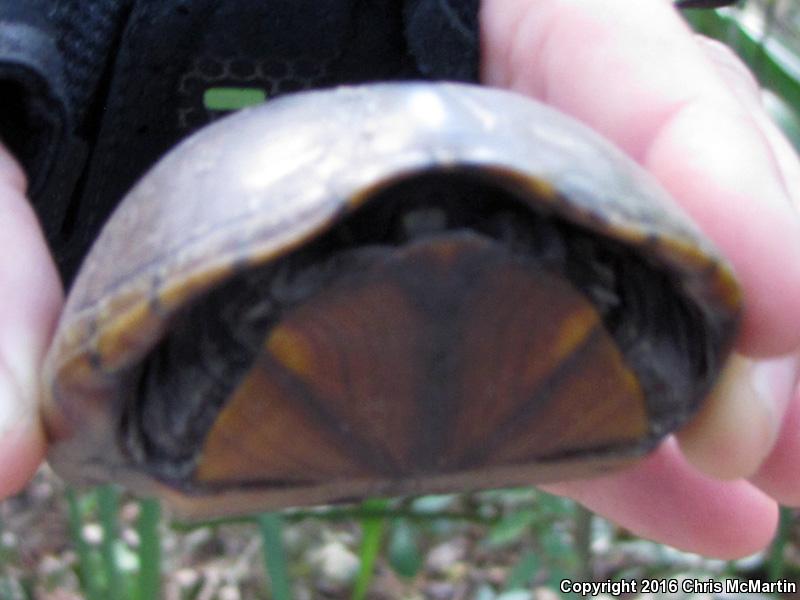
[119,169,731,488]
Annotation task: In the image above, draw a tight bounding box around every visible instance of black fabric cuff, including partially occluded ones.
[405,0,481,82]
[0,21,69,200]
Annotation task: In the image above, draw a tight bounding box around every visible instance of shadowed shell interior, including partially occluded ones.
[120,169,715,487]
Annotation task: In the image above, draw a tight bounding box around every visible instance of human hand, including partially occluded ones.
[3,0,798,561]
[0,143,62,498]
[481,0,800,558]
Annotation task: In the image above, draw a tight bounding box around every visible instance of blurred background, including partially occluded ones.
[2,1,800,599]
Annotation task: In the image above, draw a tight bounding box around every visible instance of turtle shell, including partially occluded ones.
[42,82,740,517]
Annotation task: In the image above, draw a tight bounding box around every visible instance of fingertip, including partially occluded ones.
[752,389,800,506]
[0,149,61,499]
[544,441,779,558]
[677,354,797,480]
[0,404,46,498]
[0,350,48,497]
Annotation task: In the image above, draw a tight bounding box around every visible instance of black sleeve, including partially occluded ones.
[404,0,481,82]
[0,0,482,283]
[0,0,130,236]
[0,1,70,200]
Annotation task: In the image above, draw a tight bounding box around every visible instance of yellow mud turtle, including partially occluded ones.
[41,82,740,517]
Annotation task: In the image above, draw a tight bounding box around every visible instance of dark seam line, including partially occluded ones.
[261,353,403,476]
[456,325,603,468]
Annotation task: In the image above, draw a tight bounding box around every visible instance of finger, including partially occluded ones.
[673,36,800,482]
[677,353,799,479]
[543,439,779,558]
[694,35,800,209]
[480,0,800,357]
[751,384,800,505]
[0,143,62,498]
[667,36,800,481]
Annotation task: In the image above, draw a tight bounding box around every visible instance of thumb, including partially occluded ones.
[0,143,62,497]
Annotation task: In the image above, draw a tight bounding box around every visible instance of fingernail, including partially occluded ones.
[695,35,761,107]
[677,353,791,480]
[0,364,27,436]
[0,370,46,497]
[750,354,800,437]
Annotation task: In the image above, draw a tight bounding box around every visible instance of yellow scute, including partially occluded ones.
[553,305,598,361]
[266,324,315,378]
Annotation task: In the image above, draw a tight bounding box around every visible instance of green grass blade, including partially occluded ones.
[505,550,540,591]
[97,485,126,600]
[136,499,161,600]
[487,509,537,548]
[387,518,422,579]
[572,506,593,581]
[684,8,800,109]
[352,499,388,600]
[66,489,103,600]
[767,505,792,580]
[765,90,800,150]
[257,513,292,600]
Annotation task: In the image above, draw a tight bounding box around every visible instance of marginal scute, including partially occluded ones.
[96,301,164,373]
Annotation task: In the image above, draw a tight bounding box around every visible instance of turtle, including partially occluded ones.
[41,82,741,518]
